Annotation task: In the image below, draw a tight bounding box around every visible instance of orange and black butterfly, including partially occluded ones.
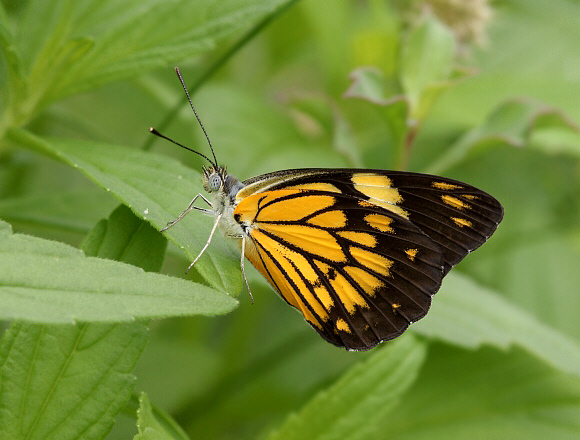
[153,68,503,351]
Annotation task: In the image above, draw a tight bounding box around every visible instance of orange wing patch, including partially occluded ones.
[307,210,347,228]
[351,173,409,219]
[358,200,376,208]
[343,266,384,296]
[432,181,462,190]
[349,246,393,277]
[235,190,336,223]
[263,223,346,262]
[364,213,395,233]
[352,174,394,188]
[314,260,370,313]
[329,270,370,313]
[405,248,418,261]
[336,318,352,333]
[451,217,473,228]
[259,193,336,222]
[441,195,470,210]
[336,231,377,247]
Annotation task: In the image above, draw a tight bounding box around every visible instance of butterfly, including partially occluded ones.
[152,68,504,351]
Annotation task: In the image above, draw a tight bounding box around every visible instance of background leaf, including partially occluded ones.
[0,0,296,133]
[0,219,237,323]
[267,335,427,440]
[0,206,164,440]
[399,12,455,119]
[134,393,191,440]
[8,129,241,293]
[413,273,580,376]
[0,189,119,245]
[426,98,579,174]
[0,321,148,440]
[383,344,580,440]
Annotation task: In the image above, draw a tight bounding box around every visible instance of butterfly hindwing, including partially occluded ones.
[235,169,503,350]
[237,188,444,350]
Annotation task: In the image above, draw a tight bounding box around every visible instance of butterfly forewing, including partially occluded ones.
[242,169,504,273]
[383,173,503,274]
[236,169,503,350]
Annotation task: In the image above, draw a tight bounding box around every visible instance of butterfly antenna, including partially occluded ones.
[174,67,219,168]
[149,127,215,165]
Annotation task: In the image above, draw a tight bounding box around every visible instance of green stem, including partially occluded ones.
[3,128,63,164]
[398,124,415,171]
[142,0,302,152]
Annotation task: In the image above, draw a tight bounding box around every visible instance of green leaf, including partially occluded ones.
[344,67,409,167]
[8,128,241,294]
[413,273,580,377]
[399,13,456,119]
[344,67,403,105]
[176,83,305,179]
[423,0,580,131]
[134,393,190,440]
[333,109,362,167]
[267,335,427,440]
[0,205,161,440]
[249,144,349,177]
[284,92,362,166]
[0,321,148,440]
[473,231,580,341]
[384,344,580,439]
[0,189,118,236]
[0,0,299,144]
[530,126,580,156]
[0,6,26,114]
[81,203,167,272]
[0,219,238,323]
[426,98,579,174]
[411,66,473,124]
[13,0,295,104]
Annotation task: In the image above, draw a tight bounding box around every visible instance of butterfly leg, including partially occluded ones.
[240,236,254,304]
[186,213,222,274]
[161,193,213,232]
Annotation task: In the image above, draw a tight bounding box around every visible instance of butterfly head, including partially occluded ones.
[202,165,227,193]
[202,165,245,202]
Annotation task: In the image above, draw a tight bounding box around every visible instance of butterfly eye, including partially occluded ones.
[207,172,222,192]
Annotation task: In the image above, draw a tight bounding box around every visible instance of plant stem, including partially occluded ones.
[142,0,302,152]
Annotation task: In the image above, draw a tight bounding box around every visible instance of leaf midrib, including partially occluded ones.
[22,324,86,440]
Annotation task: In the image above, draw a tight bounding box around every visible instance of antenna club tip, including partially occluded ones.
[149,127,155,132]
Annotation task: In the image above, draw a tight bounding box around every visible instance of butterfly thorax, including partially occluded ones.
[203,165,246,238]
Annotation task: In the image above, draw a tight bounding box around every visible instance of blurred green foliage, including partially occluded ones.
[1,0,580,439]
